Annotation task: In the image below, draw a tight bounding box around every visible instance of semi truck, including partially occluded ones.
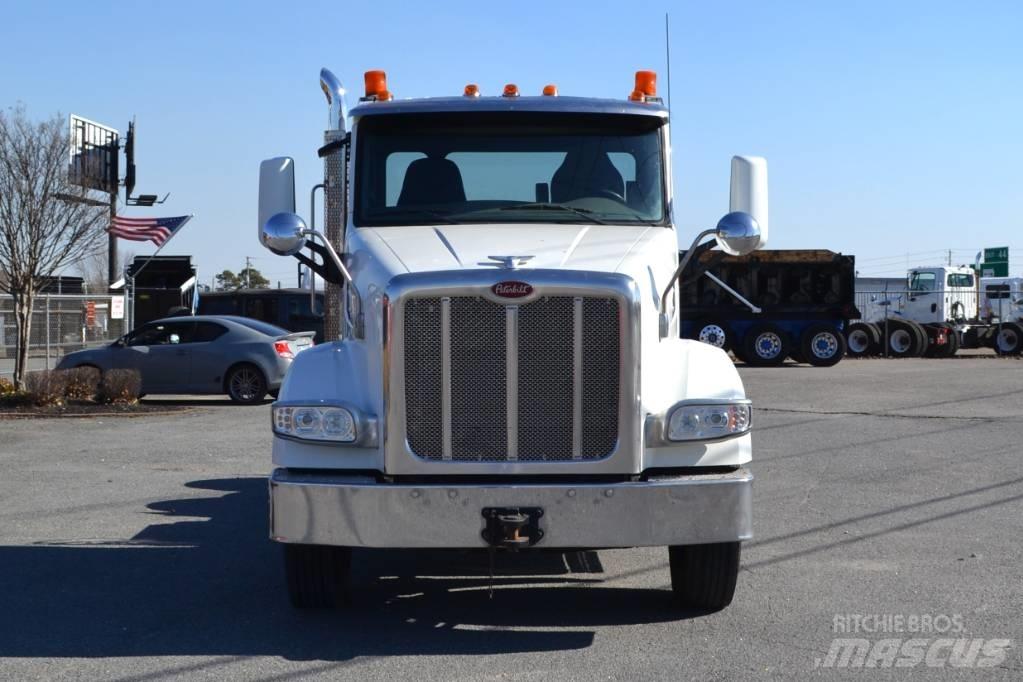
[678,250,858,366]
[256,68,766,610]
[847,265,1023,358]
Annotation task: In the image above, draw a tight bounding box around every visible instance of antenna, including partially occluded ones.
[664,13,672,116]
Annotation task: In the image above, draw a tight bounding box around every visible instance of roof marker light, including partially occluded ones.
[363,70,392,101]
[629,70,657,102]
[542,84,558,96]
[502,83,520,97]
[464,83,480,97]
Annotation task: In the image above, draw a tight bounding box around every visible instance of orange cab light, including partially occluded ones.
[628,70,657,101]
[464,83,480,97]
[542,84,558,96]
[364,70,392,101]
[503,83,520,97]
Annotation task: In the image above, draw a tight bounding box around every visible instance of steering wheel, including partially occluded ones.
[594,189,626,203]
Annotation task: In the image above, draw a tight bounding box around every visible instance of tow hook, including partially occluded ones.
[481,507,544,548]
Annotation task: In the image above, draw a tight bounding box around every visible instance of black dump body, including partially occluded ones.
[128,256,196,326]
[197,288,325,343]
[679,249,861,322]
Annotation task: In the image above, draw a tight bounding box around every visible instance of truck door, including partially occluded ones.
[905,270,940,323]
[945,271,975,322]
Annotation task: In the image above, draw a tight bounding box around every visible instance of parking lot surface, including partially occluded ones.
[1,358,1020,680]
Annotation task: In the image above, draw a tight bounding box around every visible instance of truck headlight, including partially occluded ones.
[667,402,751,442]
[273,405,356,443]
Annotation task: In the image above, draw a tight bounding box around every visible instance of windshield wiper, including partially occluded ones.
[496,203,608,225]
[377,209,459,225]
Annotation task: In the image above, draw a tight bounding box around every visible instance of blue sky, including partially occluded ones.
[2,0,1021,284]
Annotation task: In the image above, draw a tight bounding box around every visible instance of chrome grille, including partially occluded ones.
[403,293,620,462]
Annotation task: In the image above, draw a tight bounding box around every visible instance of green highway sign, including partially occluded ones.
[984,246,1009,263]
[981,262,1009,277]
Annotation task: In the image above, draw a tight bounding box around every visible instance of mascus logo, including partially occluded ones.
[491,281,533,298]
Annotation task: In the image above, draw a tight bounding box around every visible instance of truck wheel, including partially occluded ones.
[669,542,741,610]
[864,323,883,355]
[925,323,957,358]
[886,321,923,358]
[906,321,928,357]
[284,544,352,608]
[799,324,846,366]
[945,325,960,356]
[687,319,733,350]
[994,322,1023,355]
[741,323,790,366]
[845,322,876,358]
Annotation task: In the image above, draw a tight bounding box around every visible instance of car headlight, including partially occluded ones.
[667,402,751,442]
[273,405,356,443]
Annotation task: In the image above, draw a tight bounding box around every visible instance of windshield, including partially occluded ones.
[355,112,666,226]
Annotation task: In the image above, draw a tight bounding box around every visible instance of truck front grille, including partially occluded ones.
[403,294,620,462]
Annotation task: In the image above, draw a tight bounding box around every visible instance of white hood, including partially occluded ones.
[363,224,656,274]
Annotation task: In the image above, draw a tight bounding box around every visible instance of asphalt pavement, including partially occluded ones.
[0,357,1020,680]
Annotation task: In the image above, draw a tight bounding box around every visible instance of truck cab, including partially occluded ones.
[903,266,977,324]
[257,70,766,610]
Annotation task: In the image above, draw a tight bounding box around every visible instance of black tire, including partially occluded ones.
[905,321,928,357]
[845,322,878,358]
[741,323,790,367]
[688,319,734,351]
[924,323,957,358]
[885,320,924,358]
[864,322,883,355]
[800,324,846,367]
[993,322,1023,356]
[225,364,268,404]
[284,544,352,609]
[669,542,741,610]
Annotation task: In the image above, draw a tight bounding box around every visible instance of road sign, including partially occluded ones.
[69,115,119,194]
[984,247,1009,263]
[981,263,1009,277]
[110,296,125,320]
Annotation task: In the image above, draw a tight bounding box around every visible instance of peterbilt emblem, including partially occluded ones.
[492,281,533,298]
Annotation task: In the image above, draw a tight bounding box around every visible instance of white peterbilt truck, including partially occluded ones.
[256,69,767,610]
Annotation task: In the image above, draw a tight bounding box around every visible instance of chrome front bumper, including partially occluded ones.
[269,467,752,549]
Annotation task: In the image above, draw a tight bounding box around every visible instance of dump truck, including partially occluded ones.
[679,250,858,366]
[256,68,766,610]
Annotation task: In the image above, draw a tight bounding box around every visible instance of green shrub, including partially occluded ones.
[98,369,142,405]
[64,366,101,401]
[25,370,68,406]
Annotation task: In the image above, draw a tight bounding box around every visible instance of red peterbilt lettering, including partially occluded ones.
[491,281,533,298]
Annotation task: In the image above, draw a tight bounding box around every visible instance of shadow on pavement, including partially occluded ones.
[0,477,695,661]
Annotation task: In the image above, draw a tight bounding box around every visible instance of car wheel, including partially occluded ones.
[741,323,790,367]
[284,544,352,609]
[226,364,268,404]
[801,323,847,367]
[669,542,741,610]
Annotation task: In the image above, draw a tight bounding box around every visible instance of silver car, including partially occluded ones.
[57,315,315,404]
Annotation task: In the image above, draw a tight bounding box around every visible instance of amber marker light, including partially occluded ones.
[364,70,392,101]
[542,84,558,96]
[502,83,520,97]
[464,83,480,97]
[628,70,657,101]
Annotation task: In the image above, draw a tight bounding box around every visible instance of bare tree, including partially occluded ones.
[76,247,135,293]
[0,106,107,388]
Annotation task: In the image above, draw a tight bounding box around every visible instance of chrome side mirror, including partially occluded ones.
[714,212,761,257]
[261,212,309,256]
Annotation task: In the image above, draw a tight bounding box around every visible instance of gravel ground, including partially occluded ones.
[0,358,1020,680]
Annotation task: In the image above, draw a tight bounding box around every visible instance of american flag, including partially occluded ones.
[108,215,192,246]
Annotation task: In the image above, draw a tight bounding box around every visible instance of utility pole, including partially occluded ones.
[948,250,952,266]
[245,256,252,289]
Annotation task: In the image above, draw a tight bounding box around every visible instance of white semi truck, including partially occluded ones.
[256,69,766,610]
[847,265,1023,357]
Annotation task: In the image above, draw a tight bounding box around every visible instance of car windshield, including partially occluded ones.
[355,112,666,226]
[229,318,288,337]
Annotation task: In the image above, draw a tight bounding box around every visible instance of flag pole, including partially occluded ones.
[124,215,193,331]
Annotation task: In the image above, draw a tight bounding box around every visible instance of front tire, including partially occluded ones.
[669,542,741,610]
[689,319,734,351]
[226,364,267,404]
[284,544,352,609]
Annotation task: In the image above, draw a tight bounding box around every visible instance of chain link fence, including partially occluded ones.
[0,294,126,378]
